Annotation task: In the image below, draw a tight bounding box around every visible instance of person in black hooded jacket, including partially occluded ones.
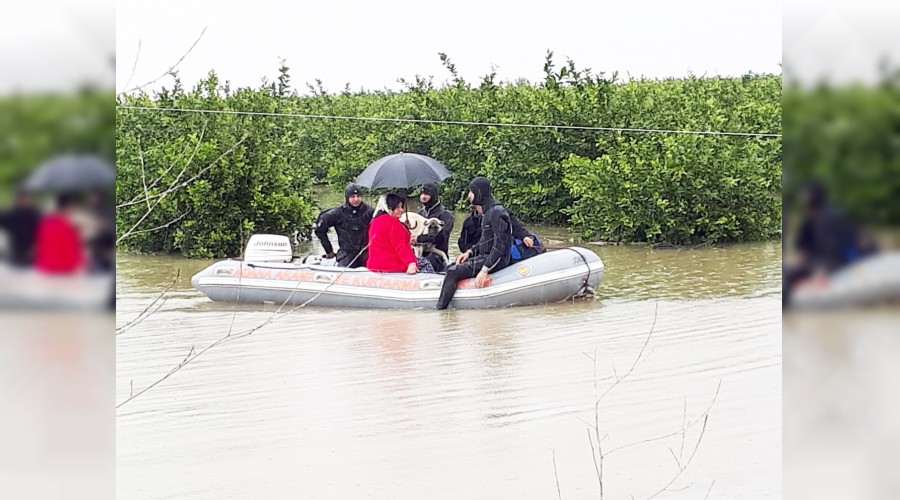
[314,183,375,268]
[437,177,512,310]
[416,182,455,271]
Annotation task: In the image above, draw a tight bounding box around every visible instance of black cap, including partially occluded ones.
[420,183,439,208]
[344,183,362,203]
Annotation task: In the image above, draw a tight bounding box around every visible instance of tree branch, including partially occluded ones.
[117,27,208,96]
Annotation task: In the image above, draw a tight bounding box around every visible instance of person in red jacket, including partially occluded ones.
[34,193,85,274]
[367,194,433,274]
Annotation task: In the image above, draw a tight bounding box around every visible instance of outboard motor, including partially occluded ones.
[243,234,293,263]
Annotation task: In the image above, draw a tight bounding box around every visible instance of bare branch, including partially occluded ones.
[552,449,562,500]
[645,381,722,500]
[703,480,716,500]
[117,134,247,245]
[595,302,658,406]
[680,397,688,462]
[116,245,371,408]
[668,447,681,468]
[138,139,151,210]
[118,122,209,210]
[121,39,142,95]
[125,210,191,237]
[116,269,181,336]
[118,27,208,96]
[587,428,603,499]
[604,414,708,458]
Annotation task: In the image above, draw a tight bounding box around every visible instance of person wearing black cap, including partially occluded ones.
[314,183,375,268]
[416,182,455,271]
[436,176,513,310]
[0,190,42,267]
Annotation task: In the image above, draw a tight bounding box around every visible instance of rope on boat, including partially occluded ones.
[563,247,595,299]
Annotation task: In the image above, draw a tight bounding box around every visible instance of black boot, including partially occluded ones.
[436,269,459,310]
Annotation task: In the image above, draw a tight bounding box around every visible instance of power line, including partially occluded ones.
[117,105,781,138]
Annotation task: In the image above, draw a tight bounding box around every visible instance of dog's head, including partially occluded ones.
[423,218,444,236]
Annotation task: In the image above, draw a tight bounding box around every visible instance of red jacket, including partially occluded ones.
[366,213,417,272]
[35,213,85,274]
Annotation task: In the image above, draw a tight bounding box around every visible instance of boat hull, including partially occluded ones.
[790,253,900,310]
[192,247,604,310]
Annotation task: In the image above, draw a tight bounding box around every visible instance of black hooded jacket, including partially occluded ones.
[314,183,374,256]
[415,183,455,254]
[458,209,532,253]
[467,177,512,272]
[0,202,41,266]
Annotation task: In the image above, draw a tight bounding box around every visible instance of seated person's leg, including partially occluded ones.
[437,256,485,310]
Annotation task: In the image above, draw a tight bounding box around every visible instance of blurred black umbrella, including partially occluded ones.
[22,154,115,192]
[355,153,451,189]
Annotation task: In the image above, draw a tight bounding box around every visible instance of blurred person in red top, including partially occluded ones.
[366,194,437,274]
[34,193,85,274]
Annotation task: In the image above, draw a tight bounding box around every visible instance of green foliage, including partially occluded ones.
[118,55,783,254]
[0,88,114,196]
[562,74,782,244]
[116,70,316,258]
[561,134,781,244]
[783,82,900,225]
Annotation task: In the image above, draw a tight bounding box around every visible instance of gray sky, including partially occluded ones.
[1,0,114,94]
[115,0,782,95]
[784,1,900,85]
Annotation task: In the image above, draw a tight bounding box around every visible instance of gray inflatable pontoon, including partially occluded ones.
[790,253,900,310]
[191,246,604,310]
[0,265,114,311]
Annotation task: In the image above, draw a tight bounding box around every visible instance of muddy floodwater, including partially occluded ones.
[117,208,781,499]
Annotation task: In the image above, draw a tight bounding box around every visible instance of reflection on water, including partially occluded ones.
[117,234,782,499]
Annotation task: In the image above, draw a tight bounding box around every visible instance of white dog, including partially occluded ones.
[399,211,449,264]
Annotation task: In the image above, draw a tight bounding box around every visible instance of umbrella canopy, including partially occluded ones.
[355,153,451,189]
[22,154,115,192]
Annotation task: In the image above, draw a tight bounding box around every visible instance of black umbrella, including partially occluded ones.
[22,154,115,192]
[355,153,451,189]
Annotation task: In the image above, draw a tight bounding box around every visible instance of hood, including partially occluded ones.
[468,176,494,206]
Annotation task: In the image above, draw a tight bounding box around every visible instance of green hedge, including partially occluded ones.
[117,54,782,255]
[783,83,900,225]
[0,89,113,197]
[116,71,316,258]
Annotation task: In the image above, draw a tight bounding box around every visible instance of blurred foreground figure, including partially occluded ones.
[34,194,85,275]
[0,191,42,267]
[784,181,878,307]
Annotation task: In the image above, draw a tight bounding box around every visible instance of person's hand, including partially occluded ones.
[407,262,418,274]
[523,236,534,248]
[410,234,418,245]
[474,270,490,288]
[456,251,471,264]
[324,252,335,259]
